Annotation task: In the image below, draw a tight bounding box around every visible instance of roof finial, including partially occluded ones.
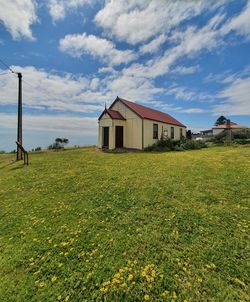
[105,102,107,110]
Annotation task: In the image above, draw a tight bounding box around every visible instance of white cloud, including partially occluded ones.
[59,33,137,66]
[122,13,225,80]
[0,113,97,135]
[0,65,166,114]
[181,108,207,113]
[214,76,250,115]
[48,0,93,21]
[98,66,117,74]
[0,66,106,113]
[164,84,213,103]
[139,34,167,54]
[0,0,37,40]
[170,65,200,75]
[221,0,250,40]
[94,0,227,45]
[104,74,164,102]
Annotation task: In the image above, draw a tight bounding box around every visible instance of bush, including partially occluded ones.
[233,129,250,139]
[180,139,207,150]
[212,129,250,145]
[144,138,207,152]
[234,139,250,145]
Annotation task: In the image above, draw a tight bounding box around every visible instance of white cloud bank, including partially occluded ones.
[214,77,250,115]
[48,0,93,21]
[0,113,97,135]
[59,33,137,66]
[221,0,250,40]
[0,66,106,113]
[94,0,227,45]
[0,0,37,39]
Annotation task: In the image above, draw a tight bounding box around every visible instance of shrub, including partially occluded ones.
[212,129,250,145]
[180,139,207,150]
[233,129,250,139]
[144,138,207,152]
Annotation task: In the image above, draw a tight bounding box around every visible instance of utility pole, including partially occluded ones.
[16,72,22,160]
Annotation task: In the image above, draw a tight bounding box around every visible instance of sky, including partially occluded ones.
[0,0,250,151]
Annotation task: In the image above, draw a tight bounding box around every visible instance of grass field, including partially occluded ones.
[0,146,249,302]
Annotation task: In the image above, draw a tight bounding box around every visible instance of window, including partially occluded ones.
[171,127,174,139]
[180,128,183,139]
[153,123,158,139]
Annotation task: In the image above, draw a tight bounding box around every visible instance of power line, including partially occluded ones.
[0,57,65,103]
[0,58,17,74]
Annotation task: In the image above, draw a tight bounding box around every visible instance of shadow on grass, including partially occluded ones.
[9,164,28,171]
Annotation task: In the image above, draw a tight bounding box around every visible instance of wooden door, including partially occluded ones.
[102,127,109,148]
[115,126,123,148]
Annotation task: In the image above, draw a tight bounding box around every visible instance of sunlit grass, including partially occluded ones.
[0,146,249,301]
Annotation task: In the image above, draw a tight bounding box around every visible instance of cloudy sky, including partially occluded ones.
[0,0,250,151]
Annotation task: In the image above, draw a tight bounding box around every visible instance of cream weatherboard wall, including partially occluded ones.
[111,100,142,149]
[143,119,186,149]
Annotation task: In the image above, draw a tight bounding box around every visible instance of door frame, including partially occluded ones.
[102,127,109,148]
[115,126,124,148]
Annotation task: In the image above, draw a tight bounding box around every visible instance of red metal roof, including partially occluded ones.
[98,108,126,120]
[115,97,186,127]
[106,109,126,120]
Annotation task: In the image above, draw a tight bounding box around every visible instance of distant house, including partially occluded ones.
[200,129,213,136]
[212,121,247,136]
[98,97,186,150]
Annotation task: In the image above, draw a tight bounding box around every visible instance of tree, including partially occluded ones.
[48,138,69,150]
[186,130,192,140]
[214,116,227,126]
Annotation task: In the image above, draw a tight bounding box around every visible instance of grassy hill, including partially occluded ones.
[0,146,249,301]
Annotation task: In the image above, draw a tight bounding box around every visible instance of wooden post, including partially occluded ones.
[226,119,232,142]
[17,72,22,160]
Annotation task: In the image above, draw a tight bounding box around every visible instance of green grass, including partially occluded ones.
[0,146,249,302]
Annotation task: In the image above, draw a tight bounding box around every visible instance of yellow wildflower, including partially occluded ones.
[100,287,108,294]
[144,294,150,301]
[38,281,46,288]
[51,275,57,283]
[234,278,246,287]
[102,280,110,286]
[162,290,169,297]
[128,274,133,281]
[114,273,121,279]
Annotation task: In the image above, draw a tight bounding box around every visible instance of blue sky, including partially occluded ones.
[0,0,250,151]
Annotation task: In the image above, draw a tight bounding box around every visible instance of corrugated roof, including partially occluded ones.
[115,97,186,127]
[106,109,126,120]
[98,108,126,120]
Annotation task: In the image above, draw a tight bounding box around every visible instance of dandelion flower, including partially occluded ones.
[51,275,57,283]
[144,294,150,301]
